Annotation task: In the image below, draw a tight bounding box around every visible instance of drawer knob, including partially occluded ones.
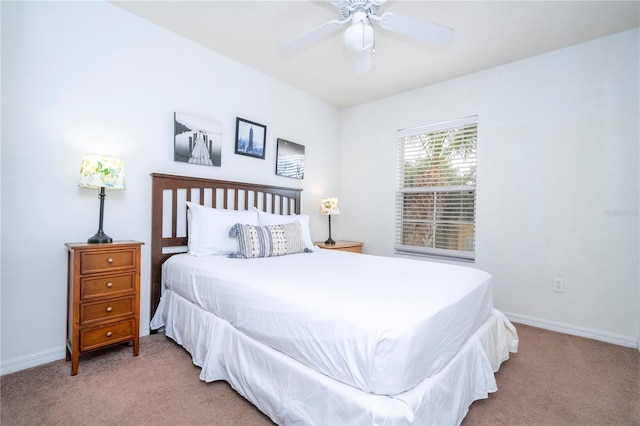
[106,331,113,337]
[106,306,113,312]
[106,282,113,288]
[107,258,114,264]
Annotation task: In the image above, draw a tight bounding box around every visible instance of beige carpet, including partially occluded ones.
[1,323,638,426]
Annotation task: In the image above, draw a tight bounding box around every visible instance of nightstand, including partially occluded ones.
[314,240,363,253]
[65,240,143,375]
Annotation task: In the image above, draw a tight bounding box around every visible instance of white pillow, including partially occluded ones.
[256,209,313,250]
[186,202,259,256]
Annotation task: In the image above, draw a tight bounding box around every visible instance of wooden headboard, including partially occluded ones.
[150,173,303,319]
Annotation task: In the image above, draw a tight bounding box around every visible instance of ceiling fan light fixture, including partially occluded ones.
[343,19,374,52]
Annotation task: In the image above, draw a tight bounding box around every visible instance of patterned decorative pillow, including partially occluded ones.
[228,222,312,259]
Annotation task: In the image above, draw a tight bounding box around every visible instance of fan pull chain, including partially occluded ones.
[371,20,376,53]
[359,17,376,53]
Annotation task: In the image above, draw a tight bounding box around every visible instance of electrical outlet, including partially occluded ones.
[553,277,565,293]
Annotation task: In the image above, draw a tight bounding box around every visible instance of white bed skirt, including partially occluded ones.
[151,290,519,426]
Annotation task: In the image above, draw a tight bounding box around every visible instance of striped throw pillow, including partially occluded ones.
[228,222,311,259]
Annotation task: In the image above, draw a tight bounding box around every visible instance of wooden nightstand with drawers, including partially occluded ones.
[314,240,363,253]
[65,240,143,375]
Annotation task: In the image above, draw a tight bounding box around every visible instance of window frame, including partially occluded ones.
[395,116,478,261]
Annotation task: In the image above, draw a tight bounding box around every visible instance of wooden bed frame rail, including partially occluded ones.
[150,173,302,320]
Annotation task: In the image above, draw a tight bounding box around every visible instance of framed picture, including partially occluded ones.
[174,112,222,167]
[235,117,266,159]
[276,138,305,179]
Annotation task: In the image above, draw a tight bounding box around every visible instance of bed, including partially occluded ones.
[149,173,518,425]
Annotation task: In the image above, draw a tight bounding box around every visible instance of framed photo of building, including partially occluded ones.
[174,112,222,167]
[275,138,305,179]
[235,117,266,159]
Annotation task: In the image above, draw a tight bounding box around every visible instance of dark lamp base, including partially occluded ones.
[88,232,113,244]
[324,238,336,245]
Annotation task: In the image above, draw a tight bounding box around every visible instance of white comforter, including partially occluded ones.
[159,249,493,396]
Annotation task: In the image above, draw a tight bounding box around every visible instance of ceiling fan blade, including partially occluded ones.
[377,12,454,46]
[279,19,346,54]
[354,48,372,74]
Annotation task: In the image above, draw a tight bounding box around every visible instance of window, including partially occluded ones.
[395,116,477,260]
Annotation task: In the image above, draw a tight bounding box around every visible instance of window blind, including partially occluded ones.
[395,116,477,260]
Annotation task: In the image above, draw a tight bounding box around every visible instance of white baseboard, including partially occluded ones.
[1,326,151,376]
[1,347,67,376]
[503,311,639,350]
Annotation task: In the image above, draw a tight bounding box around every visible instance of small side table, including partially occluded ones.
[314,240,363,253]
[65,240,143,375]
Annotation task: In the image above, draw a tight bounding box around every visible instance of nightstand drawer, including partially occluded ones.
[80,249,137,274]
[81,273,135,300]
[80,296,134,325]
[80,320,135,352]
[338,245,362,253]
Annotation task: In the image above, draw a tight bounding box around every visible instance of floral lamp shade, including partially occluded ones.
[79,154,125,189]
[320,197,340,216]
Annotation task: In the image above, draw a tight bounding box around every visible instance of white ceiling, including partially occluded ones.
[111,1,640,109]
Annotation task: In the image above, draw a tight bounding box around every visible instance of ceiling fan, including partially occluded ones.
[279,0,454,74]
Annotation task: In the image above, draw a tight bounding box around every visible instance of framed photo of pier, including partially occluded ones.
[173,112,222,167]
[235,117,266,160]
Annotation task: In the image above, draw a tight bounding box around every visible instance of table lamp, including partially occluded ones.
[79,154,125,243]
[320,197,340,245]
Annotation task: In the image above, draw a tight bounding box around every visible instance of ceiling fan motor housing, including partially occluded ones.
[339,0,381,20]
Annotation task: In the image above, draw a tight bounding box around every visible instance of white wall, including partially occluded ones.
[340,29,640,347]
[0,1,341,373]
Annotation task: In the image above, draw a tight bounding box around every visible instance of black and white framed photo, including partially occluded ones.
[235,117,266,159]
[276,138,305,179]
[174,112,222,167]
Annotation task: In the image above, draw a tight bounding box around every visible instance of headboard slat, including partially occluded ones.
[171,189,178,238]
[150,173,303,323]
